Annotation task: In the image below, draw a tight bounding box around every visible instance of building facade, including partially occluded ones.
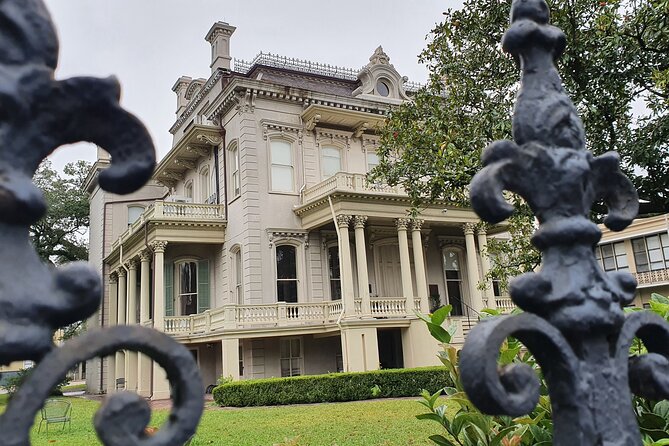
[85,22,505,398]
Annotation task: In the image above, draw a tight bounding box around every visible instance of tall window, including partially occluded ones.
[443,249,464,316]
[276,245,298,303]
[328,246,341,300]
[595,242,629,272]
[280,338,302,377]
[632,233,669,272]
[200,167,211,203]
[127,205,144,226]
[184,181,193,200]
[321,146,342,179]
[230,146,240,197]
[366,151,379,172]
[234,249,243,304]
[177,261,198,315]
[270,140,294,192]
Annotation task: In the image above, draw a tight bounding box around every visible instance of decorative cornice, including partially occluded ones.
[150,240,168,253]
[396,218,411,231]
[353,215,368,229]
[267,229,309,249]
[262,121,303,143]
[335,214,352,229]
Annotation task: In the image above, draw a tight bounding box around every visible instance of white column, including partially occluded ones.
[221,338,240,380]
[477,227,496,309]
[396,218,414,315]
[138,249,152,397]
[151,241,171,400]
[106,273,118,395]
[353,215,371,316]
[464,223,484,312]
[115,268,127,387]
[125,259,138,393]
[411,219,429,313]
[336,215,356,317]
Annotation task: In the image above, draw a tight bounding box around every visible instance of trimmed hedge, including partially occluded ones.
[213,366,451,407]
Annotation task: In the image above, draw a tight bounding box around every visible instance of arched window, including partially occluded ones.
[184,181,193,200]
[127,205,145,226]
[321,146,342,179]
[270,140,294,192]
[276,245,298,303]
[200,166,211,203]
[443,248,464,316]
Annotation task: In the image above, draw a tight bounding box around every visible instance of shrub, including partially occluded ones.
[213,366,451,407]
[1,368,71,400]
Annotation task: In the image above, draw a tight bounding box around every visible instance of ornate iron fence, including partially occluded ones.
[461,0,668,445]
[0,1,203,445]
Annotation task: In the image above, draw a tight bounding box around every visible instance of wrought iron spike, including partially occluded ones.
[462,0,665,444]
[0,0,203,444]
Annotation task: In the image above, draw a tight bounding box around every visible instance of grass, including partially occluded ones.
[61,383,87,393]
[0,396,451,445]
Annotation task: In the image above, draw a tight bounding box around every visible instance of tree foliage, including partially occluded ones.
[371,0,669,285]
[31,160,91,265]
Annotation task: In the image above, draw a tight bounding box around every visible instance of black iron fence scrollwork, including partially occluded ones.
[0,1,203,445]
[461,0,668,445]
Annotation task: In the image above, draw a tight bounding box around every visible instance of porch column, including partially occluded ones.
[151,240,171,399]
[353,215,371,316]
[411,219,429,313]
[336,215,356,317]
[396,218,414,315]
[106,272,118,395]
[115,268,127,387]
[138,249,152,397]
[221,338,240,380]
[125,259,138,393]
[477,227,496,309]
[464,223,484,312]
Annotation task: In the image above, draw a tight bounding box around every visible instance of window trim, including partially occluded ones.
[268,137,296,193]
[273,240,305,303]
[227,141,241,200]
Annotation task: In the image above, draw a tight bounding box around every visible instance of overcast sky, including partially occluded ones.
[42,0,461,172]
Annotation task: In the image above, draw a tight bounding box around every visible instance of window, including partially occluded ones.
[276,245,298,303]
[270,140,294,192]
[230,145,240,197]
[127,205,144,226]
[594,242,629,272]
[376,80,390,97]
[184,181,193,200]
[328,246,341,300]
[366,151,379,172]
[234,248,243,304]
[200,167,211,203]
[321,146,342,179]
[632,233,669,272]
[177,261,198,315]
[239,344,244,377]
[280,338,302,377]
[443,249,464,316]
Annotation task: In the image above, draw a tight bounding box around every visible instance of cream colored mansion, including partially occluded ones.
[84,22,507,398]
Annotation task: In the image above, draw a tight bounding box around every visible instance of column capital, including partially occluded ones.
[353,215,368,229]
[116,267,127,278]
[139,249,152,262]
[463,222,476,235]
[335,214,352,229]
[125,258,139,270]
[151,240,168,253]
[109,272,118,283]
[411,219,424,231]
[396,218,411,231]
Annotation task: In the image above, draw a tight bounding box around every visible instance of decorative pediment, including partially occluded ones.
[353,46,410,103]
[266,228,309,249]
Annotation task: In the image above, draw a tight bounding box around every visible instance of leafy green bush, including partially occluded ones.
[1,368,71,400]
[213,366,452,407]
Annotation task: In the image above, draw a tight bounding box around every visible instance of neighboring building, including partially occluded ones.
[85,22,503,398]
[0,361,31,388]
[598,214,669,306]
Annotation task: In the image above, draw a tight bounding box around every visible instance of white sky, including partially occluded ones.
[42,0,461,172]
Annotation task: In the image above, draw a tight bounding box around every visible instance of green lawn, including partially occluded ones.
[0,396,449,445]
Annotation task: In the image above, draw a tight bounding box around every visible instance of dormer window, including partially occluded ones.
[376,80,390,97]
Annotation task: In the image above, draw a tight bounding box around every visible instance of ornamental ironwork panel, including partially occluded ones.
[0,1,203,445]
[461,0,667,445]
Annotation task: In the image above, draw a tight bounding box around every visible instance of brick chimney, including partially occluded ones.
[205,22,236,73]
[172,76,192,115]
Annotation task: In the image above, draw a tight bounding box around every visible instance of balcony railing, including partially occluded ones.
[301,172,405,205]
[162,297,421,336]
[495,296,515,313]
[633,268,669,286]
[111,200,226,251]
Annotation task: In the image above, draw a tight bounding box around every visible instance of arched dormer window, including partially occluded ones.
[321,145,342,179]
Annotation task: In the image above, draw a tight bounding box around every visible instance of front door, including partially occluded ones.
[377,244,403,297]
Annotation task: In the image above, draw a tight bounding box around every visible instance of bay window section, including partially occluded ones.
[270,140,294,192]
[276,245,298,303]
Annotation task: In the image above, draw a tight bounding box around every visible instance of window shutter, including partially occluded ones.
[198,259,210,313]
[164,262,174,317]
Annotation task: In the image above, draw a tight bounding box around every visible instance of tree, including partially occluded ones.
[31,160,91,265]
[371,0,669,285]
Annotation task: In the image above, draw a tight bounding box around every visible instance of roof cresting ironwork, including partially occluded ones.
[461,0,668,445]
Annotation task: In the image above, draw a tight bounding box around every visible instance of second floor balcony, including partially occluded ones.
[300,172,405,206]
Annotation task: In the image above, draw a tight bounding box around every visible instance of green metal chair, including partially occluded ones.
[38,398,72,433]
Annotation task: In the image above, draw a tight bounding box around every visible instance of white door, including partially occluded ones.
[377,244,403,296]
